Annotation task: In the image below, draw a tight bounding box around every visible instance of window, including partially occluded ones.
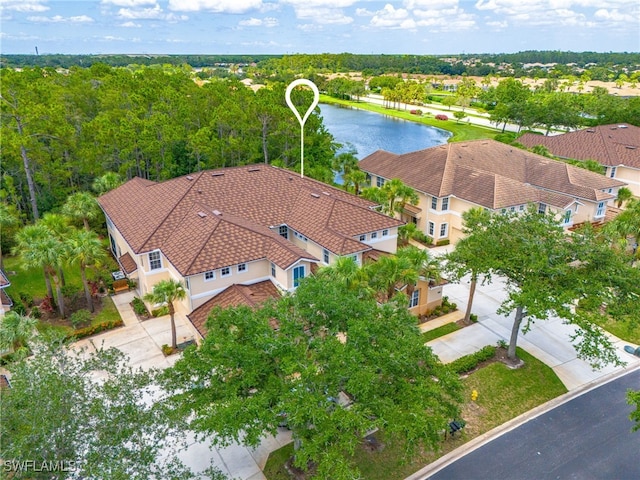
[428,221,435,237]
[439,223,448,238]
[562,210,572,224]
[237,263,247,273]
[278,225,288,239]
[371,231,378,239]
[510,206,516,212]
[519,205,525,211]
[271,262,276,277]
[221,266,231,277]
[149,251,161,270]
[293,265,305,287]
[609,166,616,178]
[382,229,389,237]
[501,208,507,214]
[409,290,420,308]
[538,203,547,214]
[596,201,605,217]
[293,231,308,242]
[431,196,438,210]
[359,234,366,241]
[441,197,449,211]
[323,249,330,264]
[204,270,215,281]
[376,176,385,188]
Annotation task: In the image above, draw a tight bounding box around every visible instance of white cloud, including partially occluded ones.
[404,0,459,8]
[486,19,508,28]
[0,0,49,12]
[101,0,157,6]
[281,0,355,7]
[120,20,142,27]
[168,0,263,13]
[239,16,279,27]
[594,8,636,22]
[297,23,324,32]
[116,4,187,21]
[295,6,353,24]
[27,14,94,23]
[103,35,125,41]
[370,4,415,28]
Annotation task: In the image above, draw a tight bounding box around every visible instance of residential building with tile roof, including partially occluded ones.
[359,139,626,244]
[518,123,640,197]
[0,270,12,316]
[98,164,403,336]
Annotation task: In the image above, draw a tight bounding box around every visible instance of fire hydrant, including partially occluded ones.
[471,389,478,402]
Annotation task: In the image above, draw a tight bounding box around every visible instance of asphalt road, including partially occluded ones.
[427,368,640,480]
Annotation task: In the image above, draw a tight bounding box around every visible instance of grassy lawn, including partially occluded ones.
[263,347,567,480]
[320,95,498,142]
[421,322,461,343]
[591,315,640,345]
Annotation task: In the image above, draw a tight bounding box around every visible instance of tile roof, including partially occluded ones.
[98,165,402,277]
[187,280,281,337]
[0,270,10,288]
[118,253,138,275]
[0,290,13,307]
[359,139,623,209]
[518,124,640,169]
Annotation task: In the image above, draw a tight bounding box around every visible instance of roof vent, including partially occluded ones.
[212,172,224,177]
[626,146,637,150]
[311,193,320,198]
[619,125,628,128]
[322,191,331,196]
[197,189,202,194]
[248,168,260,172]
[212,209,222,216]
[610,127,617,130]
[586,129,595,133]
[186,175,194,181]
[197,212,207,218]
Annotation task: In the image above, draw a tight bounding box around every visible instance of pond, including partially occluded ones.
[319,103,452,160]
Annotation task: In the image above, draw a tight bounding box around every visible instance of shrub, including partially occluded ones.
[70,309,92,329]
[40,296,55,314]
[435,114,448,121]
[66,318,124,340]
[152,306,169,317]
[131,297,148,316]
[469,313,478,323]
[449,346,497,374]
[161,344,175,356]
[61,284,80,299]
[436,239,450,246]
[12,303,27,316]
[409,109,422,116]
[18,291,34,308]
[30,306,41,319]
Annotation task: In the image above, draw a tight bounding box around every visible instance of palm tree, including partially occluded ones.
[92,172,123,196]
[318,256,369,293]
[366,254,418,302]
[39,213,72,287]
[144,279,186,350]
[67,229,107,312]
[0,311,37,358]
[398,222,418,246]
[616,187,633,208]
[62,192,101,231]
[381,178,419,217]
[396,245,441,297]
[14,224,67,317]
[342,168,367,196]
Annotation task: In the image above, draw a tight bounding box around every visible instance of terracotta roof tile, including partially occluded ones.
[118,253,137,275]
[98,165,400,276]
[0,290,13,307]
[360,139,623,209]
[519,124,640,169]
[187,280,281,337]
[0,270,10,288]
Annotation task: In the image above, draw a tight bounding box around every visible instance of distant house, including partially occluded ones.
[98,165,403,338]
[0,270,12,316]
[359,139,626,244]
[519,124,640,197]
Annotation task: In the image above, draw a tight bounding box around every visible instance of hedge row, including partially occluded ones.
[66,319,124,340]
[449,345,497,374]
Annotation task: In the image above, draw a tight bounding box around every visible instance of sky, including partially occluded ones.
[1,0,639,56]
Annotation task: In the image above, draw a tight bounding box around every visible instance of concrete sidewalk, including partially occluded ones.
[72,291,292,480]
[428,275,640,390]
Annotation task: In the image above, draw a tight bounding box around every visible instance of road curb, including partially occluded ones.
[405,361,640,480]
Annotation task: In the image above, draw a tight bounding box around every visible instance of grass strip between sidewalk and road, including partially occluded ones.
[263,347,567,480]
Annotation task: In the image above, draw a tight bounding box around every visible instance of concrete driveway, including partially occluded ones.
[72,291,292,480]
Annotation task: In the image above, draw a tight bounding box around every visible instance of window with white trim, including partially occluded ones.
[376,176,385,188]
[382,229,388,237]
[323,249,330,264]
[562,210,572,224]
[519,205,525,211]
[371,231,378,239]
[221,266,231,277]
[510,206,516,212]
[596,201,605,217]
[237,263,247,273]
[409,289,420,308]
[431,196,438,210]
[538,203,547,214]
[359,234,366,241]
[278,225,288,239]
[428,221,435,237]
[271,262,276,277]
[441,197,449,211]
[204,270,215,281]
[439,223,448,238]
[149,251,161,270]
[293,265,305,287]
[609,166,616,178]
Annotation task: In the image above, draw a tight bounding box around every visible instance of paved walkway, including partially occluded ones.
[428,275,640,391]
[72,291,292,480]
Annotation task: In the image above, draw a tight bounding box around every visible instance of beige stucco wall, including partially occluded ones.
[614,167,640,198]
[408,279,444,316]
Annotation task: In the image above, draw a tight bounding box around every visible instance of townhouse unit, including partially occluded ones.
[359,139,626,244]
[519,123,640,197]
[98,165,404,336]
